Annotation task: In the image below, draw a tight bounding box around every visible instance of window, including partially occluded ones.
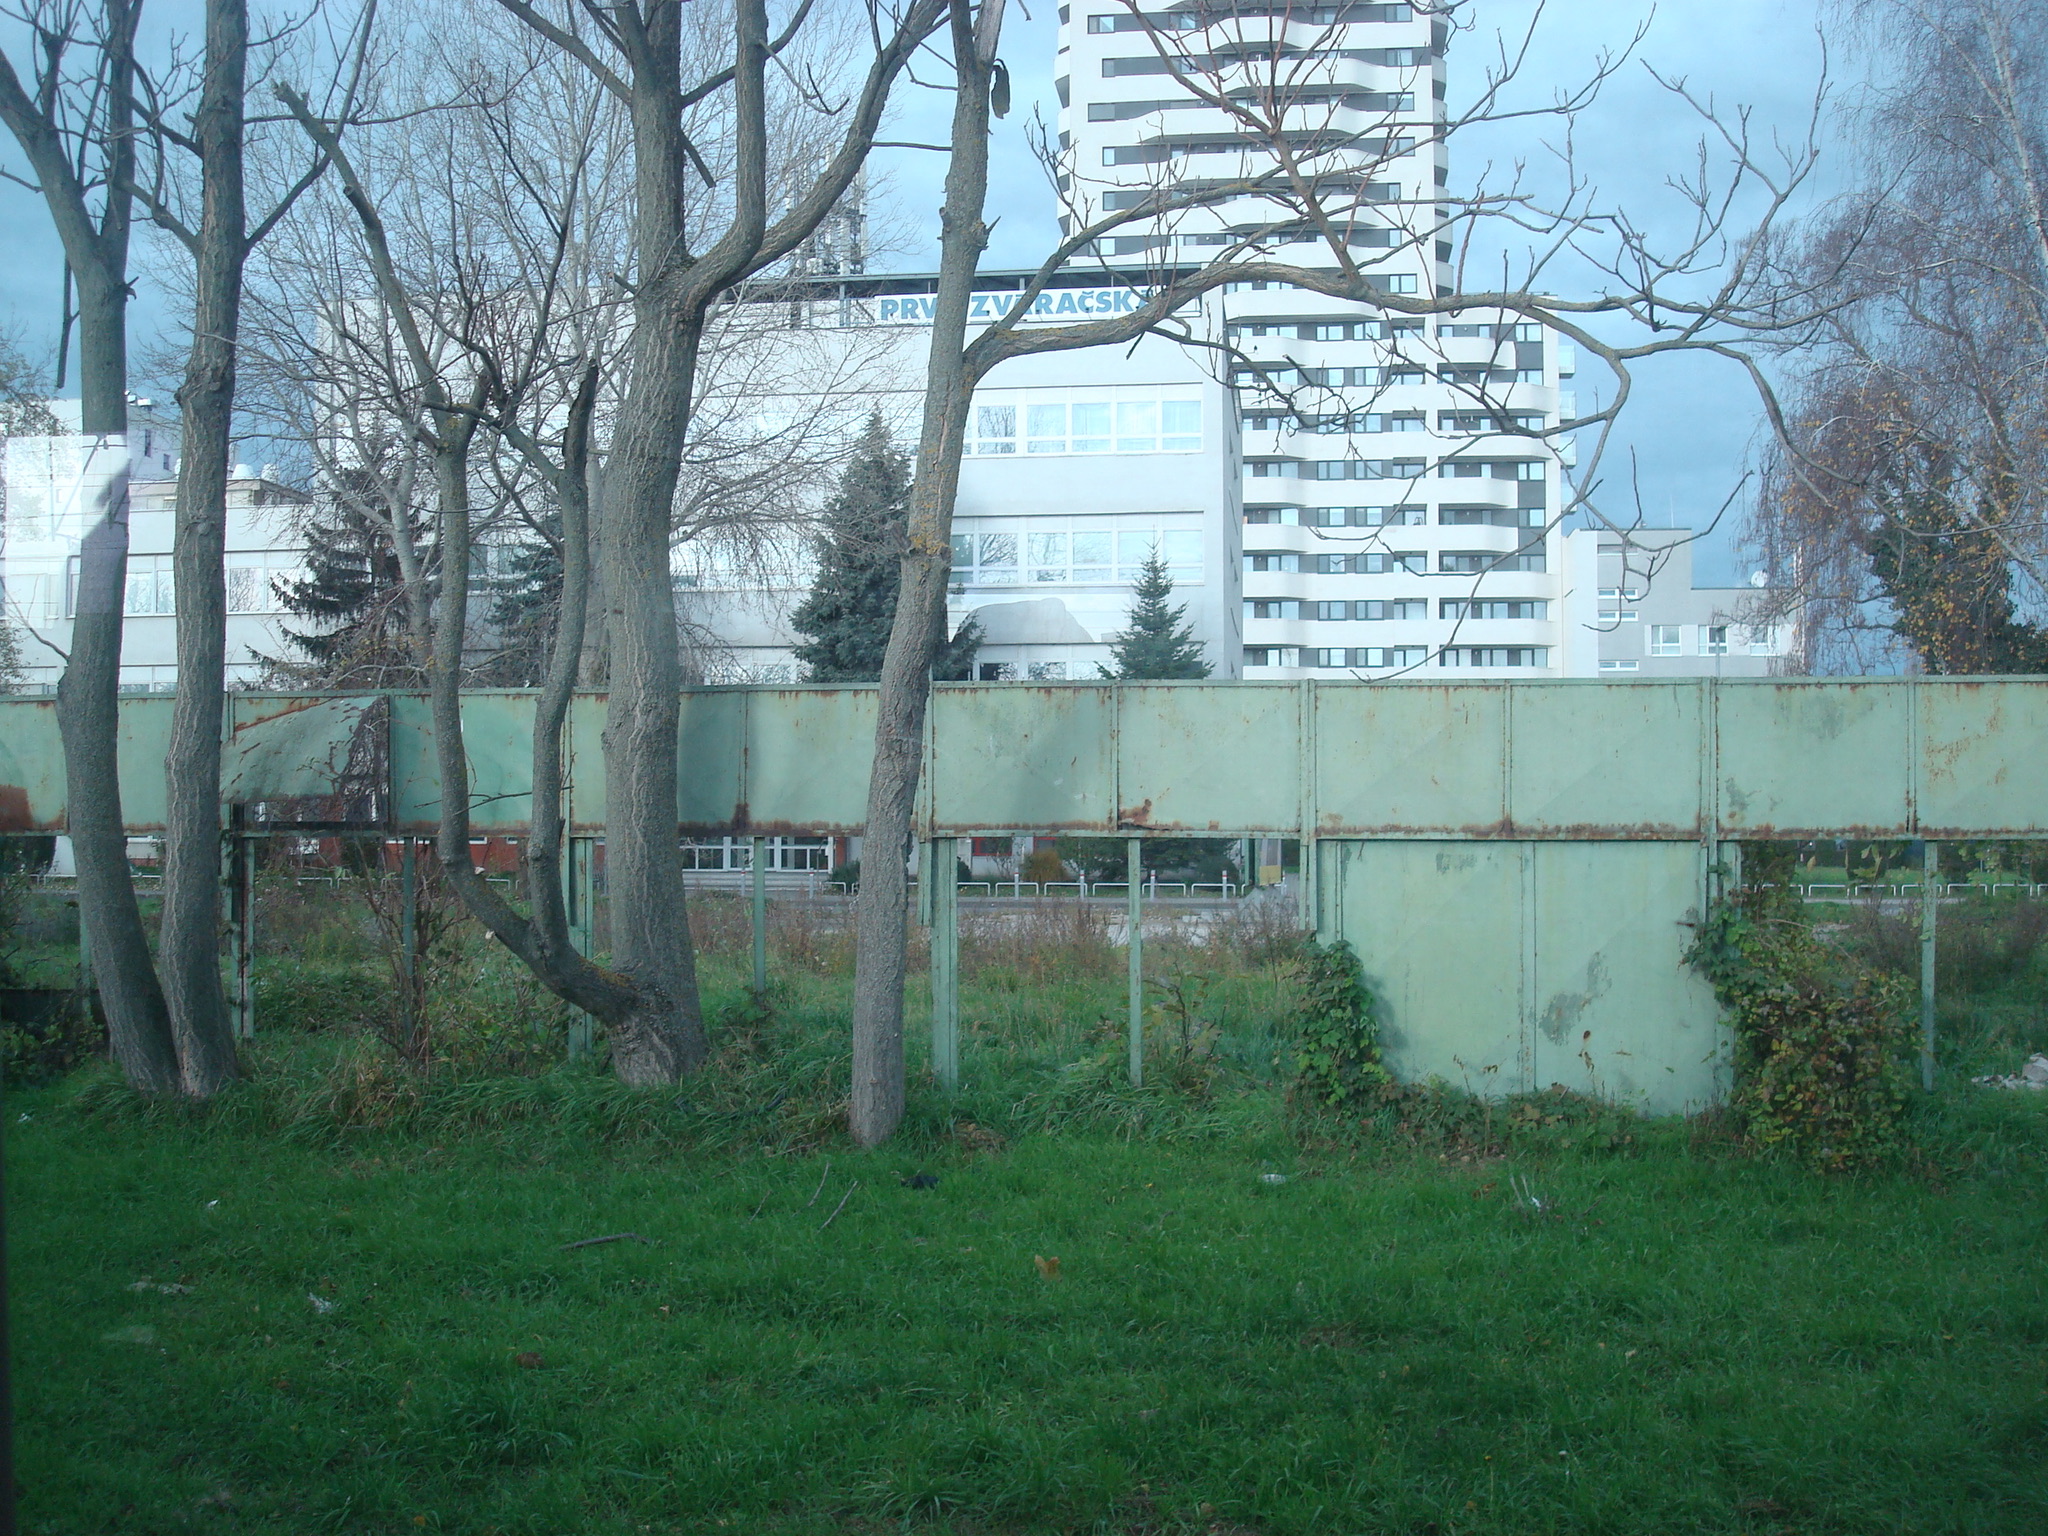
[117,554,175,616]
[978,662,1016,681]
[1313,646,1428,669]
[954,521,1201,587]
[1647,625,1681,657]
[1244,552,1299,572]
[1703,624,1730,656]
[1314,599,1426,621]
[1027,661,1069,680]
[1246,599,1299,620]
[1308,458,1425,481]
[1440,647,1549,668]
[1599,659,1640,673]
[1438,506,1533,528]
[1748,629,1778,657]
[974,393,1199,456]
[1597,609,1639,624]
[1243,646,1301,668]
[1440,599,1548,620]
[1306,505,1424,528]
[1317,551,1426,575]
[227,553,298,614]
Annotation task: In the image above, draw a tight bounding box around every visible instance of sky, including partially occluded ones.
[0,0,1834,580]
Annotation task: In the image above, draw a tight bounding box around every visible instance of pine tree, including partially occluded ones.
[478,518,564,686]
[271,475,432,687]
[791,412,979,681]
[1100,553,1210,679]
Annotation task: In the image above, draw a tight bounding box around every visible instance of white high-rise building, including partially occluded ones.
[1056,1,1596,677]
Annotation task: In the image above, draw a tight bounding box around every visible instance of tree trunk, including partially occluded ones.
[848,0,999,1146]
[160,0,248,1097]
[62,265,180,1093]
[595,303,707,1082]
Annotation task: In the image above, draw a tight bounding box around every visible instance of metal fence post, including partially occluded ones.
[1127,835,1144,1087]
[750,834,768,997]
[1921,839,1939,1091]
[931,836,959,1090]
[565,836,594,1061]
[234,833,256,1039]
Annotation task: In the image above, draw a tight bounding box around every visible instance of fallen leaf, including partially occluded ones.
[514,1351,544,1370]
[1033,1254,1062,1281]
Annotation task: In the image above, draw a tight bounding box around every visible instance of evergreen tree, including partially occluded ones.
[271,474,433,687]
[792,412,978,681]
[479,518,564,686]
[1100,553,1210,679]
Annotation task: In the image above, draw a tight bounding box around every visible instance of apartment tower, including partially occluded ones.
[1055,1,1591,677]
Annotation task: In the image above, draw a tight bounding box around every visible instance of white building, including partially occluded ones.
[1580,527,1793,677]
[1055,1,1596,678]
[682,291,1243,681]
[1,405,311,691]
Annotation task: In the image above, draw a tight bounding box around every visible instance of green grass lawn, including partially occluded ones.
[13,1067,2048,1536]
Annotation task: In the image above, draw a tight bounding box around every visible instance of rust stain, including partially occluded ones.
[1117,798,1154,828]
[228,694,331,733]
[0,784,34,832]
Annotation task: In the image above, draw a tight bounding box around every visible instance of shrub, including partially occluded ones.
[1686,883,1914,1171]
[1288,938,1388,1108]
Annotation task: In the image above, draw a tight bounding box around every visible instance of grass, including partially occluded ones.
[11,884,2048,1532]
[14,1061,2048,1535]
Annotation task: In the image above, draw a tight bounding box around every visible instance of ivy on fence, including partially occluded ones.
[1685,881,1914,1171]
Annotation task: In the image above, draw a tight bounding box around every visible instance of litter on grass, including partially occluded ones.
[1971,1055,2048,1091]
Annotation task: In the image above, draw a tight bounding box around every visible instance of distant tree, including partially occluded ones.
[271,490,432,688]
[1100,554,1210,680]
[479,520,564,687]
[792,413,978,681]
[1864,452,2048,674]
[0,615,25,693]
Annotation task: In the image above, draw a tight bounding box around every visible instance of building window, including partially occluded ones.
[1440,646,1548,668]
[978,662,1016,681]
[970,392,1200,456]
[1599,659,1640,673]
[1597,609,1639,623]
[1243,646,1300,668]
[1313,646,1428,669]
[116,553,175,616]
[1027,661,1069,680]
[226,553,300,614]
[1440,599,1548,620]
[1748,629,1778,657]
[1313,599,1426,621]
[1244,552,1299,572]
[952,521,1200,587]
[1703,624,1730,655]
[1647,625,1681,657]
[1315,551,1426,575]
[1246,599,1299,621]
[1305,505,1424,528]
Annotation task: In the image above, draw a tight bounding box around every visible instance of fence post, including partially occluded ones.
[1921,839,1939,1091]
[235,833,256,1038]
[565,836,594,1061]
[930,836,959,1090]
[1127,835,1144,1088]
[750,835,768,998]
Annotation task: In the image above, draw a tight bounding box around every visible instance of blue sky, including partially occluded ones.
[1,1,1830,577]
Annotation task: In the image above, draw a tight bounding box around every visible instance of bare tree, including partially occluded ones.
[0,0,179,1089]
[1747,0,2048,671]
[116,0,364,1094]
[471,0,944,1083]
[266,0,940,1082]
[847,0,1838,1143]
